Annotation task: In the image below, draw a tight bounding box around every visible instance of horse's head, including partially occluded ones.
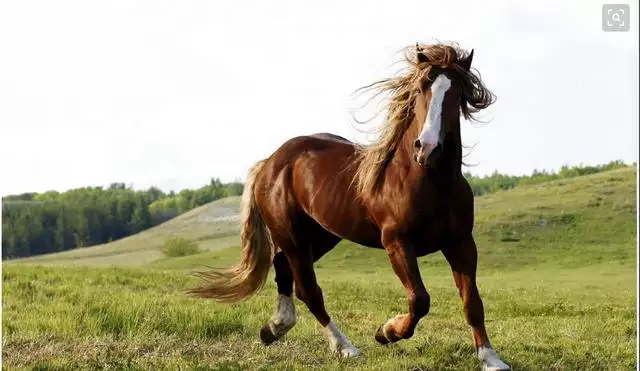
[353,42,495,194]
[411,44,494,167]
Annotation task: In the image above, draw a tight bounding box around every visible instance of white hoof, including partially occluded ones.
[479,346,510,371]
[482,360,510,371]
[323,321,361,358]
[339,345,361,358]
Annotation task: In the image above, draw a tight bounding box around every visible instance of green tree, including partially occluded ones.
[130,194,151,233]
[55,210,67,252]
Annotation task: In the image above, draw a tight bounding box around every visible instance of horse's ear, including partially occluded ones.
[416,43,429,64]
[459,49,474,71]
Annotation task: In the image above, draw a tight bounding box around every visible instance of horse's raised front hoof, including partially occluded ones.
[259,324,278,345]
[374,324,390,345]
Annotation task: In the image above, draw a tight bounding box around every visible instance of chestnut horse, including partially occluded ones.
[189,42,510,370]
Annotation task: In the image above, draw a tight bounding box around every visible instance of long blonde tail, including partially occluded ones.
[187,159,274,302]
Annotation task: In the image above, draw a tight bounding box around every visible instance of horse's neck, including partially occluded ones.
[434,128,463,180]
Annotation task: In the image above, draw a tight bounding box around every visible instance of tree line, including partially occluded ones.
[2,179,243,259]
[2,160,632,260]
[463,160,630,196]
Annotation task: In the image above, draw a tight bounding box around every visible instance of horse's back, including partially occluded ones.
[309,132,354,145]
[276,133,355,155]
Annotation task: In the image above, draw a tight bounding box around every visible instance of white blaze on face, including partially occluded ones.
[417,74,452,150]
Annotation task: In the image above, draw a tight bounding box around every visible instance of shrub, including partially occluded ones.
[162,237,200,257]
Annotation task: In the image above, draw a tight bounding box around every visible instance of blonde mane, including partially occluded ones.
[352,42,494,197]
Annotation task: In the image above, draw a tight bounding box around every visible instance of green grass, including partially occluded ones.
[2,168,637,370]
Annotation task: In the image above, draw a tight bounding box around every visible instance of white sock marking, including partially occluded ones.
[269,294,296,337]
[478,345,510,371]
[323,321,361,358]
[418,74,452,147]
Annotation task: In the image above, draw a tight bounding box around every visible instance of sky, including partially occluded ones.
[0,0,638,195]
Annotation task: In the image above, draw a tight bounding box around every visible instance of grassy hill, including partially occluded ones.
[2,167,637,370]
[11,167,636,272]
[9,196,242,267]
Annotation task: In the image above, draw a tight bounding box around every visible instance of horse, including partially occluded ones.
[188,42,510,371]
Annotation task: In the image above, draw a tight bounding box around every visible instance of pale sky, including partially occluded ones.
[1,0,638,196]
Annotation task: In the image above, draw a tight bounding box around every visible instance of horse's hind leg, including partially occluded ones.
[260,251,297,345]
[259,227,350,351]
[287,234,361,358]
[265,221,360,357]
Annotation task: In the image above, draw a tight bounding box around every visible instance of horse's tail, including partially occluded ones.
[187,159,274,302]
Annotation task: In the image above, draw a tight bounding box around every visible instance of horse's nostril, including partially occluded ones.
[413,139,422,149]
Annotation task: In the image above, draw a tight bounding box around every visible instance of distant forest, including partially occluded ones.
[1,160,632,260]
[463,160,631,196]
[2,179,243,259]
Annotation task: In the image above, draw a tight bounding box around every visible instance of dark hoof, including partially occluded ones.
[260,324,278,345]
[374,324,390,345]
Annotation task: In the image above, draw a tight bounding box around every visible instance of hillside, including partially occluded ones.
[3,160,629,261]
[2,180,245,260]
[10,196,241,267]
[10,167,637,271]
[3,167,636,370]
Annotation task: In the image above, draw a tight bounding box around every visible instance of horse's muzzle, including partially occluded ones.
[413,139,442,167]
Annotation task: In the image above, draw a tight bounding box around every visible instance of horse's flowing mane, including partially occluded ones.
[352,42,495,196]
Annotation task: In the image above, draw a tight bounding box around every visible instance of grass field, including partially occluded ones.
[2,168,637,370]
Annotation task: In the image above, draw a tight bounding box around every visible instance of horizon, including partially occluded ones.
[1,0,638,196]
[1,159,633,197]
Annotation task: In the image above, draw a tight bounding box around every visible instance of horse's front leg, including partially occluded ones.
[443,236,510,371]
[375,236,430,344]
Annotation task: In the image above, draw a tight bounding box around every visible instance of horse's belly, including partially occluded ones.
[291,140,382,248]
[307,202,382,249]
[301,182,381,248]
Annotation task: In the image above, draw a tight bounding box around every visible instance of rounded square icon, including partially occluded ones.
[602,4,630,32]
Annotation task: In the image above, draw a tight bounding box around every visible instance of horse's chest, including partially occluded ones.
[409,208,457,256]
